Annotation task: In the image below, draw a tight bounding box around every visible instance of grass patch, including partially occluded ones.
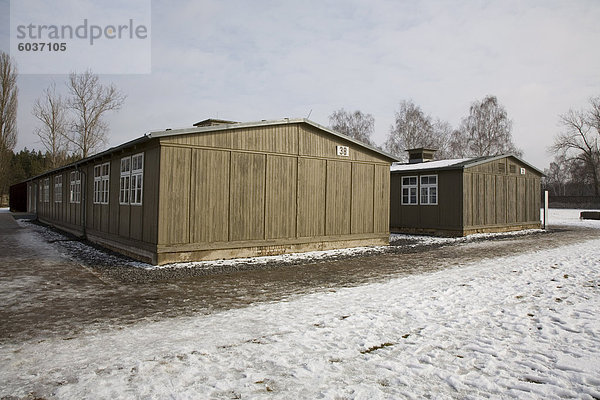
[360,342,395,354]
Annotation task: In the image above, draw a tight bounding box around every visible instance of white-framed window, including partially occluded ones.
[70,171,81,204]
[38,180,43,203]
[420,175,438,205]
[93,162,110,204]
[54,175,62,203]
[119,156,131,204]
[120,153,143,205]
[131,153,144,205]
[43,178,50,203]
[401,176,418,205]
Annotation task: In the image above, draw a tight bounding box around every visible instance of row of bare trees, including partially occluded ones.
[546,97,600,196]
[32,71,126,168]
[328,95,522,162]
[0,51,125,204]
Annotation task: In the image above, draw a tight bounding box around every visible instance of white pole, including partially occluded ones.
[544,190,549,229]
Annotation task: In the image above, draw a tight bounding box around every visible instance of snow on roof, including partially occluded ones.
[390,158,472,172]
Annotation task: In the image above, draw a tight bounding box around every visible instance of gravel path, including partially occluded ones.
[1,210,598,345]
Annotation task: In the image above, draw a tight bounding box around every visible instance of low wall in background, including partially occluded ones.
[548,195,600,209]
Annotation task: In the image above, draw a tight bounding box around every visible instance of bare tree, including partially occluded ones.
[384,100,450,161]
[328,108,375,146]
[550,97,600,196]
[0,52,18,201]
[543,154,571,196]
[453,95,522,157]
[431,119,453,160]
[66,70,126,158]
[32,83,69,168]
[448,127,469,158]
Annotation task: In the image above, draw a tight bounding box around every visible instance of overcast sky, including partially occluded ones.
[2,0,599,170]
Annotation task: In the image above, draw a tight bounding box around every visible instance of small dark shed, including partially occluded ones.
[390,151,543,236]
[9,182,27,212]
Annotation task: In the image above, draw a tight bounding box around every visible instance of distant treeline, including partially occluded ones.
[0,148,81,206]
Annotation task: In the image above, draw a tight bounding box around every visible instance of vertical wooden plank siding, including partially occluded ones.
[389,174,402,229]
[325,160,352,235]
[495,175,506,225]
[119,204,131,238]
[463,173,473,227]
[297,157,326,237]
[159,133,390,245]
[191,149,230,243]
[142,146,160,245]
[109,158,120,235]
[85,164,94,231]
[437,171,462,229]
[158,146,192,244]
[533,178,541,221]
[475,174,484,226]
[374,164,390,233]
[298,125,382,163]
[265,155,297,239]
[231,125,299,155]
[351,163,374,234]
[485,174,495,225]
[516,177,525,222]
[507,175,517,223]
[130,206,144,241]
[229,152,266,241]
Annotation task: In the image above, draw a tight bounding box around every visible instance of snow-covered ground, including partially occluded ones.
[548,208,600,228]
[1,210,599,399]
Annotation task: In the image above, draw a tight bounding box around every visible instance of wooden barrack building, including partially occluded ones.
[390,149,543,236]
[25,118,397,264]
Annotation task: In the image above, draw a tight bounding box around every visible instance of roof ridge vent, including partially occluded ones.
[193,118,238,127]
[407,147,437,163]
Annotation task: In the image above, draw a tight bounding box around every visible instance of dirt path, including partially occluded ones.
[1,210,598,344]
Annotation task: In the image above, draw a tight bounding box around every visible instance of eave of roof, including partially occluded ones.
[26,135,152,182]
[391,158,473,172]
[391,154,544,175]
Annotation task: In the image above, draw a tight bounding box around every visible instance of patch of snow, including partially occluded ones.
[547,208,600,228]
[1,226,599,398]
[151,246,388,270]
[390,229,543,246]
[390,158,471,172]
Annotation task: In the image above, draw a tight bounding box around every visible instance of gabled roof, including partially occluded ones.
[148,118,399,162]
[391,154,544,175]
[25,118,398,182]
